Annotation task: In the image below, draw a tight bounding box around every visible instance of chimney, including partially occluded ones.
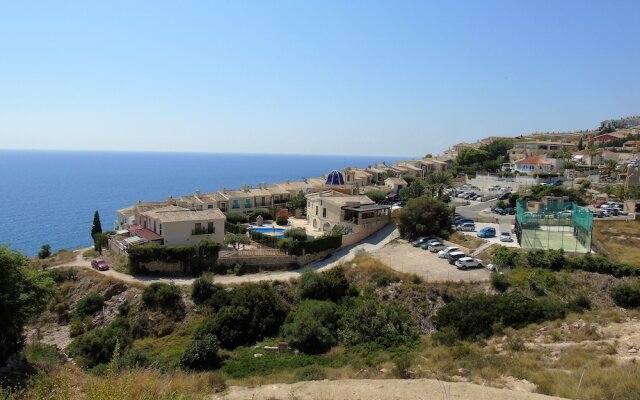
[195,189,201,197]
[220,187,226,194]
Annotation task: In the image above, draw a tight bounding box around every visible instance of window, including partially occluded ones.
[315,206,318,215]
[208,222,214,233]
[244,198,252,208]
[232,200,239,209]
[208,204,213,209]
[323,207,326,218]
[159,224,162,235]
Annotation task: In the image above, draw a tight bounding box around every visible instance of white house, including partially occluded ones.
[513,156,553,174]
[385,177,408,196]
[136,205,226,246]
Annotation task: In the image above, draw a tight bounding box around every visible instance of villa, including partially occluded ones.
[305,190,391,235]
[509,141,575,161]
[512,156,553,174]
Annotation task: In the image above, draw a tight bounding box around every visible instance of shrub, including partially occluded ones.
[226,212,248,224]
[294,365,326,381]
[281,300,339,354]
[198,283,288,349]
[180,334,222,370]
[284,227,307,242]
[248,208,272,222]
[74,293,104,318]
[276,215,289,226]
[67,317,131,369]
[396,197,453,240]
[433,292,568,341]
[490,272,510,292]
[191,277,215,304]
[142,282,182,311]
[365,190,387,203]
[338,297,419,348]
[611,282,640,308]
[297,267,350,302]
[393,354,413,379]
[38,244,52,259]
[48,268,77,283]
[128,241,219,275]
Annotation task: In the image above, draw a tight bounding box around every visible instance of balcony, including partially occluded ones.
[192,228,215,235]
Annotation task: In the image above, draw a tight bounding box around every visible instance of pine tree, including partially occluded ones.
[91,210,102,240]
[577,137,584,151]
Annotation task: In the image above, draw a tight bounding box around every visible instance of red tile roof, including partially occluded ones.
[514,156,552,165]
[128,226,162,241]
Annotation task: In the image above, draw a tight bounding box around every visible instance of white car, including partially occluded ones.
[428,242,447,252]
[455,257,483,270]
[457,222,476,232]
[499,232,513,242]
[437,246,460,258]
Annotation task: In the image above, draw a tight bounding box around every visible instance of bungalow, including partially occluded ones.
[572,150,602,166]
[623,140,640,150]
[343,167,373,188]
[588,133,619,146]
[364,166,387,184]
[509,141,575,161]
[513,156,552,174]
[420,158,449,176]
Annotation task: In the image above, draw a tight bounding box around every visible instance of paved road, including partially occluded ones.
[54,224,400,286]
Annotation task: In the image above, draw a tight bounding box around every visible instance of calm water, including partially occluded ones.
[0,150,401,255]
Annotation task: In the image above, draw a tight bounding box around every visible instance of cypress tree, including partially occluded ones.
[577,137,584,151]
[91,210,102,240]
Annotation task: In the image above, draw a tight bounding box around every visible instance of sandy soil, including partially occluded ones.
[213,378,569,400]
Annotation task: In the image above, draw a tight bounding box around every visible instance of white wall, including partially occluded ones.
[162,219,225,246]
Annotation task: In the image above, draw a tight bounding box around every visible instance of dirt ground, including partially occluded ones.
[214,378,568,400]
[369,240,491,282]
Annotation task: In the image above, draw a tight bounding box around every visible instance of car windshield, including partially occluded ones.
[501,232,509,235]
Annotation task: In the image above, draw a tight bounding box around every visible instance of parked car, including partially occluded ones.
[457,222,476,232]
[477,227,496,238]
[500,232,513,242]
[497,192,511,200]
[428,242,447,252]
[455,257,483,270]
[420,239,442,249]
[556,210,573,218]
[411,237,428,247]
[447,251,468,265]
[438,246,460,258]
[455,219,474,226]
[549,179,563,186]
[91,258,110,271]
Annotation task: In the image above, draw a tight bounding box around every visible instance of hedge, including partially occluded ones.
[248,231,342,256]
[128,240,219,275]
[225,222,247,234]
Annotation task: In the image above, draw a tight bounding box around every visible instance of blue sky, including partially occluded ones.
[1,1,639,157]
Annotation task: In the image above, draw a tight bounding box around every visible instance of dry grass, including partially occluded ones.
[31,249,77,269]
[593,220,640,264]
[447,232,487,251]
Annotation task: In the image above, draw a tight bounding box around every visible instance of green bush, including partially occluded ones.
[198,283,288,349]
[297,267,350,302]
[276,215,289,226]
[288,234,342,256]
[38,244,52,259]
[294,365,326,381]
[338,297,419,348]
[226,212,248,224]
[365,190,387,203]
[67,317,131,369]
[142,282,182,311]
[48,268,77,283]
[248,208,273,222]
[396,196,453,240]
[611,282,640,308]
[191,277,215,304]
[281,300,339,354]
[433,292,568,340]
[180,334,222,370]
[128,240,219,275]
[393,354,413,379]
[225,222,247,234]
[490,272,510,292]
[74,292,104,318]
[284,227,307,242]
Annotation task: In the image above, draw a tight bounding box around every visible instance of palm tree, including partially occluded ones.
[602,159,617,176]
[426,172,452,199]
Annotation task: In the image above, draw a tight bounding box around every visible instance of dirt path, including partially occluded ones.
[214,378,568,400]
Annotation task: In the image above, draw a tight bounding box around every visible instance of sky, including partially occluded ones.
[1,1,639,157]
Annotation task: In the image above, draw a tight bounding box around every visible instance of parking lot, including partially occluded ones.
[457,222,520,248]
[370,240,490,282]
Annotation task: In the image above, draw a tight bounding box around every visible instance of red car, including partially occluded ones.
[91,258,110,271]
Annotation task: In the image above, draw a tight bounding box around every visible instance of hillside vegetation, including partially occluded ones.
[3,248,640,399]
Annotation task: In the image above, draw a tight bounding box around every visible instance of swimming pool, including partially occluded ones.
[248,227,286,236]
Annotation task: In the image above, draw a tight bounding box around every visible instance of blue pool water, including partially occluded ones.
[249,227,286,236]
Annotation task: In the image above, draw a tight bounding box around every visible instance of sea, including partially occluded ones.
[0,150,404,256]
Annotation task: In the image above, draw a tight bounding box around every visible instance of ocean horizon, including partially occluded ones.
[0,149,408,256]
